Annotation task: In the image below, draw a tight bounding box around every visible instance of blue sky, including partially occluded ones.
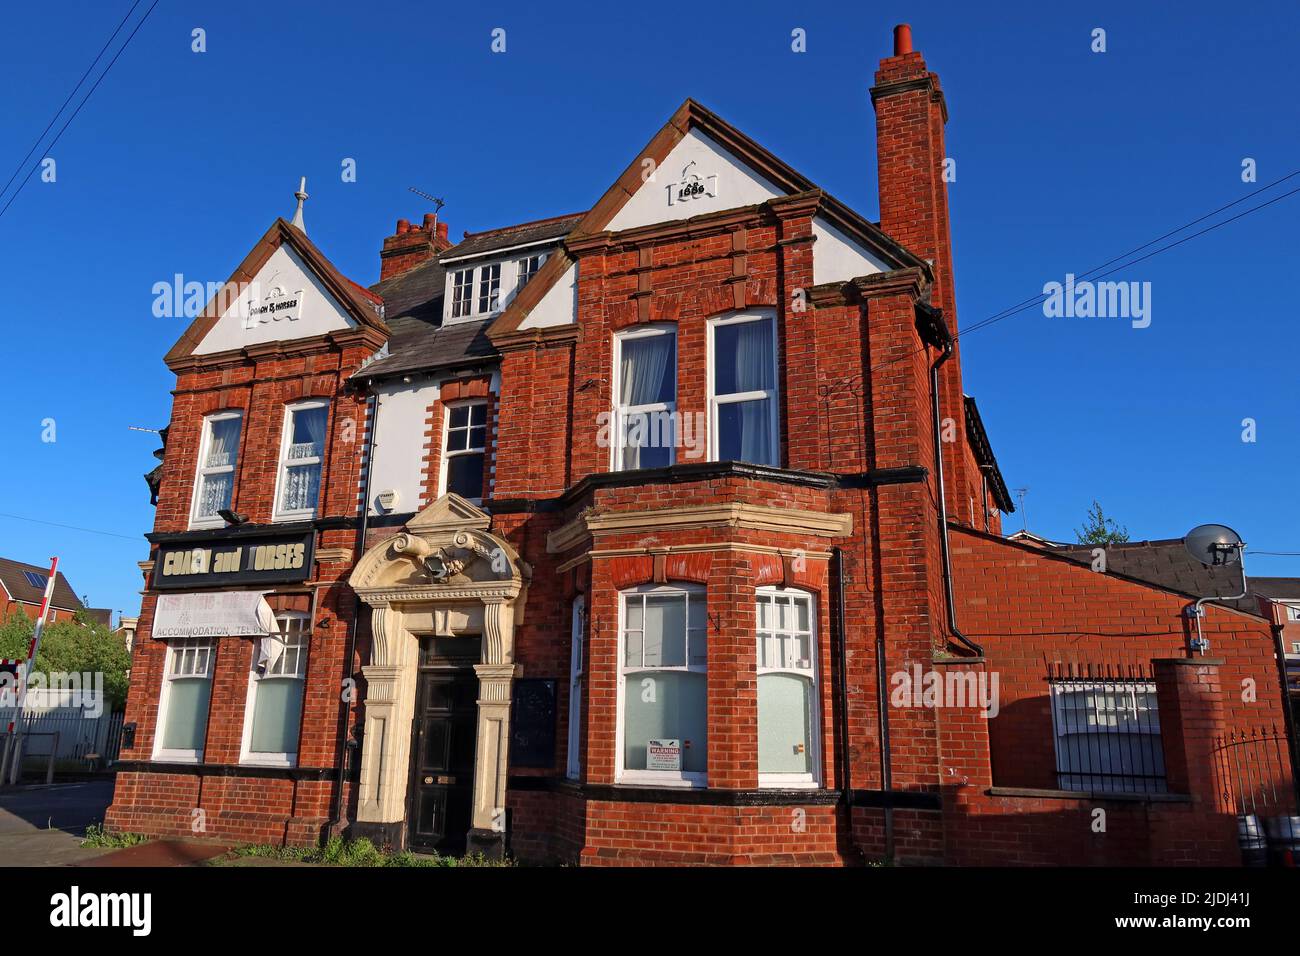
[1,0,1297,617]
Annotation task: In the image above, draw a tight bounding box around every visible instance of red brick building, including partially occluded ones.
[107,26,1294,865]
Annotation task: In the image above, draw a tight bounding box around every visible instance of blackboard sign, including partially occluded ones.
[510,678,557,769]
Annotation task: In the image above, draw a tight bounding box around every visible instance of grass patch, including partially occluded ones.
[81,824,149,849]
[230,836,515,868]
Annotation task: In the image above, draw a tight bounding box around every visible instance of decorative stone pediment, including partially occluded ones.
[349,493,529,599]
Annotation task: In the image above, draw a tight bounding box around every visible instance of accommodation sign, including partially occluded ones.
[152,532,314,590]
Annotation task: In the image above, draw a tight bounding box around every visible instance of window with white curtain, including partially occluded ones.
[154,639,214,761]
[566,595,585,780]
[756,588,819,786]
[190,411,242,528]
[618,584,707,785]
[240,612,309,766]
[440,400,488,501]
[613,325,676,471]
[709,311,779,466]
[274,401,328,520]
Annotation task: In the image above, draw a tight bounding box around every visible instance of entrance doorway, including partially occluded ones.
[406,654,478,854]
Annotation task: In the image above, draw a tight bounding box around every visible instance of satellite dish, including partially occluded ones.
[1183,524,1245,567]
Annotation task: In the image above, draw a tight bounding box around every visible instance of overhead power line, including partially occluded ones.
[0,0,144,208]
[0,0,161,222]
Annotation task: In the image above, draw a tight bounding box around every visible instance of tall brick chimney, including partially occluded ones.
[871,24,974,520]
[379,213,453,282]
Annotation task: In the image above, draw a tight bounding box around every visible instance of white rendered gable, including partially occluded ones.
[194,244,356,354]
[812,216,890,285]
[605,128,785,232]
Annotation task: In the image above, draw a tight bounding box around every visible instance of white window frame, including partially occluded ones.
[153,639,215,762]
[611,324,677,472]
[271,400,329,522]
[1049,680,1165,793]
[566,595,585,780]
[477,262,502,314]
[451,268,474,318]
[239,612,309,768]
[516,253,546,293]
[755,587,821,788]
[189,410,242,529]
[615,583,707,788]
[437,398,488,503]
[1285,603,1300,623]
[706,310,780,466]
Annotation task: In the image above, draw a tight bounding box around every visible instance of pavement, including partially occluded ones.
[0,779,118,866]
[0,778,233,867]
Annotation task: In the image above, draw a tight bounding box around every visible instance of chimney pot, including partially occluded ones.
[893,23,913,56]
[423,213,437,230]
[396,218,410,234]
[436,221,449,243]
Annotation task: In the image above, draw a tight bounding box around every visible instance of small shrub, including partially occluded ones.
[81,824,148,849]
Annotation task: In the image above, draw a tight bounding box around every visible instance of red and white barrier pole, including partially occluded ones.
[8,556,59,738]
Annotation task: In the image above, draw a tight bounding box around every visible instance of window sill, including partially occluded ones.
[615,772,706,788]
[239,754,296,769]
[152,751,201,764]
[759,775,821,789]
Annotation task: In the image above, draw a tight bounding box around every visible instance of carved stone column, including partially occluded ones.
[356,606,416,841]
[468,661,519,857]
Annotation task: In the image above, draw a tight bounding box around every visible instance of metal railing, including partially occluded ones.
[1047,663,1167,794]
[1213,725,1294,817]
[0,710,125,784]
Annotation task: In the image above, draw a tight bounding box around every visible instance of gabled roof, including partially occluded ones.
[1250,577,1300,601]
[0,558,82,612]
[1048,538,1259,614]
[963,396,1013,513]
[488,98,931,338]
[164,218,386,369]
[440,213,584,263]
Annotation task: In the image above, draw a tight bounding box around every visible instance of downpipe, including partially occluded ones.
[930,339,983,657]
[331,387,378,829]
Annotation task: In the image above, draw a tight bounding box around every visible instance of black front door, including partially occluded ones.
[407,668,477,854]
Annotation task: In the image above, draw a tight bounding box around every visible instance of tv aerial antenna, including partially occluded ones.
[408,187,445,226]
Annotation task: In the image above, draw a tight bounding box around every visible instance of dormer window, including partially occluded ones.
[517,253,545,291]
[477,263,502,314]
[451,269,474,319]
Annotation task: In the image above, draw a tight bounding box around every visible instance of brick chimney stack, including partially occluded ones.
[379,213,454,282]
[871,25,974,521]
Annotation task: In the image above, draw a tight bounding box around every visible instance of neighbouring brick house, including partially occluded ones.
[107,25,1294,865]
[0,557,108,626]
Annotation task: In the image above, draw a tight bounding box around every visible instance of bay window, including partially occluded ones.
[240,612,308,766]
[618,584,707,785]
[154,639,214,761]
[709,311,779,466]
[613,325,677,470]
[190,411,242,528]
[440,400,488,501]
[274,400,328,520]
[756,588,819,786]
